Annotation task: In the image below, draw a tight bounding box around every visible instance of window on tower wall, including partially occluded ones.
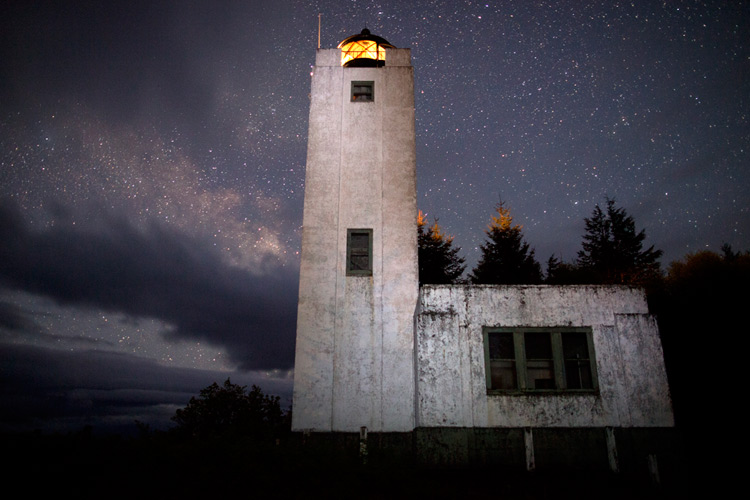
[347,229,373,275]
[351,81,374,102]
[483,327,598,394]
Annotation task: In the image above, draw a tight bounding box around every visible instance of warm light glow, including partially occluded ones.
[340,40,386,66]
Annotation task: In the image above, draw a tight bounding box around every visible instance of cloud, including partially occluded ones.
[0,342,293,434]
[0,300,37,332]
[0,199,298,370]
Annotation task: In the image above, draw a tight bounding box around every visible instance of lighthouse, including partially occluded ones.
[291,30,419,433]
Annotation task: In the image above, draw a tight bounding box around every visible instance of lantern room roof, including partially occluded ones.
[337,28,395,49]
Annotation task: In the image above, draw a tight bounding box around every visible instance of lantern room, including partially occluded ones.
[338,28,395,67]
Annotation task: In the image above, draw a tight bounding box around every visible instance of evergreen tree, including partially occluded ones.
[171,378,287,441]
[544,254,584,284]
[545,254,562,283]
[417,210,466,284]
[576,198,662,285]
[470,202,542,284]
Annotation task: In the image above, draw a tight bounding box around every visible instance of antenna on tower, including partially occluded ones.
[317,13,321,49]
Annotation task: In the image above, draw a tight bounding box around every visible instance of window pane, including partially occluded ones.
[563,332,593,389]
[350,232,369,250]
[525,332,555,389]
[351,81,374,102]
[350,254,370,271]
[347,229,372,275]
[526,360,555,389]
[562,331,588,358]
[564,360,593,389]
[488,332,516,390]
[489,332,515,360]
[525,331,553,359]
[490,360,517,390]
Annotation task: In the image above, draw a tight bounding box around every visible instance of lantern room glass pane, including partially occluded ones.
[340,40,386,66]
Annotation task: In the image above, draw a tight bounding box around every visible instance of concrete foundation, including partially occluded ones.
[291,426,682,478]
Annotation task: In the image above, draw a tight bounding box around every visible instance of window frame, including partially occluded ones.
[346,228,373,276]
[483,327,599,395]
[351,81,374,102]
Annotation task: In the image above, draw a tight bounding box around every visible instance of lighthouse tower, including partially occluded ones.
[292,30,418,433]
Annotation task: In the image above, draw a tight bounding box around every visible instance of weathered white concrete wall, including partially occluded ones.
[416,285,674,429]
[292,48,418,432]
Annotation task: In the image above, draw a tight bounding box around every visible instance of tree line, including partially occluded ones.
[418,197,664,287]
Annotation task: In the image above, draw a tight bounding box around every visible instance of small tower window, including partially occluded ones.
[351,81,374,102]
[347,229,373,275]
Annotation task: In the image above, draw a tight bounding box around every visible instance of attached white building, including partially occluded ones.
[417,285,673,430]
[292,30,675,471]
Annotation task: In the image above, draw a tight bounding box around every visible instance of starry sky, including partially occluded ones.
[1,1,748,433]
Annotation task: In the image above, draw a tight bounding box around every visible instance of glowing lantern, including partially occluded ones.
[338,28,395,67]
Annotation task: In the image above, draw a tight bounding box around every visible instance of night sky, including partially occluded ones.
[1,1,748,433]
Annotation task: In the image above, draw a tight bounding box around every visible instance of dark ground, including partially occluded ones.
[5,428,691,499]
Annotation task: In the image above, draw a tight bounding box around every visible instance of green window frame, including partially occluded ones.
[351,81,374,102]
[483,327,598,394]
[346,228,373,276]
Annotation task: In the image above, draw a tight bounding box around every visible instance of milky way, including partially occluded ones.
[1,1,747,432]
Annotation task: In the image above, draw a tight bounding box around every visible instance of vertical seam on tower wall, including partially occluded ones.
[330,64,344,431]
[379,65,385,432]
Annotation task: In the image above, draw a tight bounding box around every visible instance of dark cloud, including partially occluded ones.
[0,300,36,332]
[0,199,297,370]
[0,341,292,434]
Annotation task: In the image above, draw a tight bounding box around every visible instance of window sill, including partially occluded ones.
[486,389,600,397]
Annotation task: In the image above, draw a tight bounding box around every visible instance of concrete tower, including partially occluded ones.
[292,30,418,433]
